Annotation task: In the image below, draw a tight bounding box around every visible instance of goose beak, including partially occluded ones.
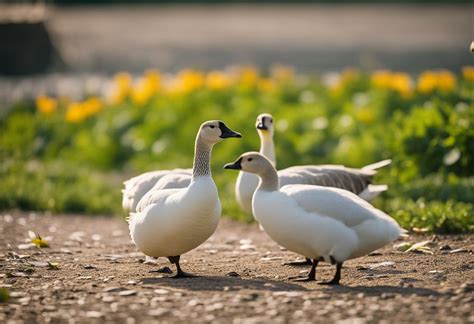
[224,158,242,170]
[256,120,268,130]
[219,122,242,138]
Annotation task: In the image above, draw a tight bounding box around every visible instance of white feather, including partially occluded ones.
[122,168,191,213]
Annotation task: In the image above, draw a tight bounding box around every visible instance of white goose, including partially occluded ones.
[129,121,241,277]
[225,152,405,285]
[235,113,391,215]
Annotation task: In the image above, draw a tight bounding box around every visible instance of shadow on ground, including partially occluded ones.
[141,275,308,292]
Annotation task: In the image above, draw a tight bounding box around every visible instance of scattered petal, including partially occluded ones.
[86,311,104,318]
[449,248,468,254]
[118,290,137,296]
[47,262,60,270]
[31,233,49,248]
[368,261,395,270]
[28,261,49,268]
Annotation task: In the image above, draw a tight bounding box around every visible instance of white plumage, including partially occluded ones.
[226,152,405,284]
[130,176,221,257]
[129,120,241,277]
[235,113,391,214]
[122,169,192,213]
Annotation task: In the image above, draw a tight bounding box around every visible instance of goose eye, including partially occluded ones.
[209,125,215,129]
[269,118,273,123]
[248,158,253,162]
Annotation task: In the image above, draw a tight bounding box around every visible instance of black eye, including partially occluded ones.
[209,125,215,129]
[269,118,273,123]
[248,158,253,162]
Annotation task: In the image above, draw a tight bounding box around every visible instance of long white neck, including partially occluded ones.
[257,161,279,192]
[192,136,213,179]
[258,131,276,167]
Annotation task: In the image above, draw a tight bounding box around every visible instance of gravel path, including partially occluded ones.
[0,212,473,323]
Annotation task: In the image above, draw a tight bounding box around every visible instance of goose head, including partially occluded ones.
[199,120,241,145]
[224,152,273,175]
[255,113,274,136]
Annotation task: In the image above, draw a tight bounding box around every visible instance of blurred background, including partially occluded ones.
[0,1,473,233]
[1,1,472,75]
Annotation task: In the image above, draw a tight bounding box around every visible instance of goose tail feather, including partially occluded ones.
[358,184,388,201]
[126,212,137,223]
[362,159,392,171]
[399,227,409,238]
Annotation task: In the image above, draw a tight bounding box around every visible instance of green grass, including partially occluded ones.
[1,67,473,232]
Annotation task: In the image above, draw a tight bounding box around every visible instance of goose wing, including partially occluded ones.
[278,165,373,194]
[151,173,192,191]
[281,184,386,228]
[135,187,183,213]
[278,159,391,195]
[122,168,192,212]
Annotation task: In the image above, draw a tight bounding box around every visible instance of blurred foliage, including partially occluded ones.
[0,65,473,233]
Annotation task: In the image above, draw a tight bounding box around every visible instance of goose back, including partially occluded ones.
[278,165,375,195]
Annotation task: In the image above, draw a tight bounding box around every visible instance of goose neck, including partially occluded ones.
[192,136,213,179]
[258,131,276,167]
[257,166,279,192]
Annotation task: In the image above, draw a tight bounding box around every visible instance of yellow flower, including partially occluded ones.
[417,70,456,94]
[462,66,474,81]
[372,70,413,98]
[206,71,233,90]
[36,95,57,115]
[166,69,205,95]
[437,70,456,92]
[64,97,103,123]
[144,69,161,92]
[372,70,393,89]
[65,102,86,123]
[417,71,438,94]
[82,97,103,116]
[131,70,161,105]
[237,66,259,88]
[258,78,277,93]
[180,69,205,92]
[391,72,413,98]
[109,72,132,105]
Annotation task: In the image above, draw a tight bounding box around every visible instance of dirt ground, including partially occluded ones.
[0,211,473,323]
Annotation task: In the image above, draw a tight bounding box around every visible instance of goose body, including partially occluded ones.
[129,120,241,277]
[131,176,220,257]
[226,152,404,284]
[254,185,401,262]
[235,113,390,214]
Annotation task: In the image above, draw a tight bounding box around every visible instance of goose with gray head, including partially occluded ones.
[235,113,391,215]
[226,152,405,284]
[129,121,241,278]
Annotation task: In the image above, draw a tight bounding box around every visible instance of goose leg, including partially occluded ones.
[319,259,342,285]
[168,255,196,278]
[291,259,319,282]
[283,257,313,266]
